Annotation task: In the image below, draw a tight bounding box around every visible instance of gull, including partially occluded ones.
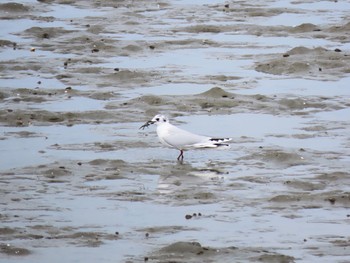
[139,114,232,161]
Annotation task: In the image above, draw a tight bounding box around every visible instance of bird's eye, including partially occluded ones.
[156,118,159,121]
[163,119,166,122]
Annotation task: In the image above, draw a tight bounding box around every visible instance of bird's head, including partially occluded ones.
[139,114,169,130]
[151,114,169,125]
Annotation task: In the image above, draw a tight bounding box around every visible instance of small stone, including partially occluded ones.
[149,45,155,50]
[327,197,336,204]
[283,54,290,57]
[185,214,192,220]
[16,120,23,126]
[334,48,341,52]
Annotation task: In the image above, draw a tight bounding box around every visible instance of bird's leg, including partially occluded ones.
[177,150,184,161]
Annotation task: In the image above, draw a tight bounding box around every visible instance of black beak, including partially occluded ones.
[139,120,155,130]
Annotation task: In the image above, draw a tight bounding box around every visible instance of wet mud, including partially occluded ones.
[1,0,350,262]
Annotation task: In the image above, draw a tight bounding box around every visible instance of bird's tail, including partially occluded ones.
[193,138,232,148]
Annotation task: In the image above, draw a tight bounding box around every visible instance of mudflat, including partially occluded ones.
[1,1,349,262]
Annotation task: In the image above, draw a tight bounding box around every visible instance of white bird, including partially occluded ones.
[139,114,232,161]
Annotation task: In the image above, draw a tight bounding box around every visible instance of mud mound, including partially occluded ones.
[291,23,320,33]
[255,46,350,79]
[23,27,75,39]
[0,3,29,12]
[0,244,31,256]
[199,87,234,98]
[149,241,295,262]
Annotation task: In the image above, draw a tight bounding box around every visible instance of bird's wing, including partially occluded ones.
[162,124,209,150]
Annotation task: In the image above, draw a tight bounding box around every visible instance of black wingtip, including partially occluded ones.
[214,143,230,147]
[210,138,231,142]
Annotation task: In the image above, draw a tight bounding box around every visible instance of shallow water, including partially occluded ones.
[1,0,350,262]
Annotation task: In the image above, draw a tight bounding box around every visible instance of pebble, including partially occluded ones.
[327,197,336,204]
[185,214,192,219]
